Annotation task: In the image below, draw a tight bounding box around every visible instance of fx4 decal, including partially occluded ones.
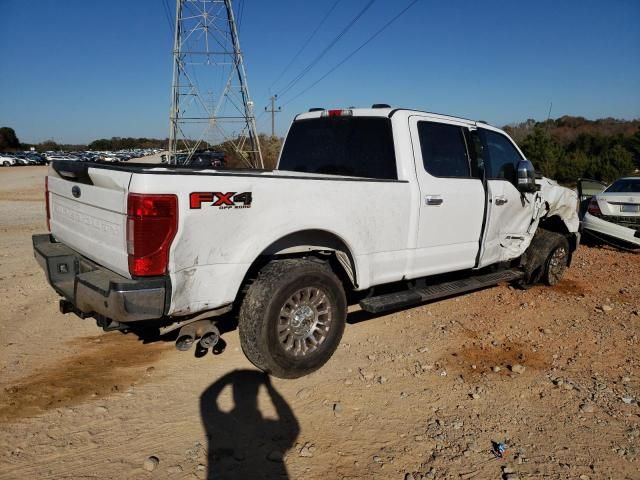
[190,192,253,210]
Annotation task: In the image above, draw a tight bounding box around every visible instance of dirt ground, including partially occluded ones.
[0,165,639,480]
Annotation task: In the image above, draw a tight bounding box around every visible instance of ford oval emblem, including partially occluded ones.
[72,185,81,198]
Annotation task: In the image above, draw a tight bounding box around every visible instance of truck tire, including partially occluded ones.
[238,258,347,379]
[517,229,569,289]
[541,235,569,286]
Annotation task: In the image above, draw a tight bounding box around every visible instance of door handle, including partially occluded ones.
[495,196,508,206]
[425,196,443,206]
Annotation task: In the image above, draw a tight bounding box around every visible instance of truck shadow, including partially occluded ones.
[128,307,396,348]
[126,302,423,349]
[199,369,299,480]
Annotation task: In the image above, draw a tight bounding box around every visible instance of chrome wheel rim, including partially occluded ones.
[278,287,332,357]
[548,246,567,284]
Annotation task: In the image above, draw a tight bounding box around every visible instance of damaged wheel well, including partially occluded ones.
[518,220,576,288]
[539,214,578,258]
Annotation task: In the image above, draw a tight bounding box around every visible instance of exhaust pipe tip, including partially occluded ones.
[199,325,221,350]
[176,323,199,351]
[175,321,221,352]
[176,333,195,351]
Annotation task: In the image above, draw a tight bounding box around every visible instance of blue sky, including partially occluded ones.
[1,0,639,144]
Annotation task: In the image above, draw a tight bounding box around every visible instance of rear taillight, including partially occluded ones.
[587,197,602,217]
[45,176,51,231]
[127,193,178,277]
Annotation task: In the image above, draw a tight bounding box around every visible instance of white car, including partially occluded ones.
[581,177,640,247]
[0,155,18,166]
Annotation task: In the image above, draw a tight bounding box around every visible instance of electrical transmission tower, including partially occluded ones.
[168,0,263,168]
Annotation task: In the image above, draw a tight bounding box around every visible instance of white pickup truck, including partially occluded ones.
[34,106,579,378]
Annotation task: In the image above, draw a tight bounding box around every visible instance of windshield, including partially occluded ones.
[278,117,397,180]
[605,178,640,193]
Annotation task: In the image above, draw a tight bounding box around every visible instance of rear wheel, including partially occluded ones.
[238,258,347,379]
[2,161,9,167]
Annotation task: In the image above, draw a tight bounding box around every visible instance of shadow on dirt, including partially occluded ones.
[346,308,384,325]
[200,369,299,480]
[580,230,640,253]
[127,305,392,349]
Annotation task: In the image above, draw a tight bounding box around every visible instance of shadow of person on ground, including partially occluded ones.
[200,369,299,480]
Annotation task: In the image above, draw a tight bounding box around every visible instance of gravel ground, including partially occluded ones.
[0,165,639,480]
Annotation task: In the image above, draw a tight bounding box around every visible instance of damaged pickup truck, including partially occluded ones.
[33,106,579,378]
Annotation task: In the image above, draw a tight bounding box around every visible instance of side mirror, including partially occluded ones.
[516,159,537,193]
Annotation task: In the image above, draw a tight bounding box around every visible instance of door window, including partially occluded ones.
[418,122,471,178]
[481,129,523,184]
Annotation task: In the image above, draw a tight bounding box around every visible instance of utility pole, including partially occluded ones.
[265,95,281,138]
[168,0,263,168]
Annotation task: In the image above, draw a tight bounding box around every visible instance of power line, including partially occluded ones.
[268,0,342,92]
[237,0,245,28]
[275,0,377,99]
[161,0,174,38]
[281,0,419,107]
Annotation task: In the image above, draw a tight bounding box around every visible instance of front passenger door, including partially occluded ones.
[477,128,538,267]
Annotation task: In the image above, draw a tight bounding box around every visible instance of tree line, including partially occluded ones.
[0,127,283,168]
[3,116,639,182]
[505,116,639,184]
[0,128,170,152]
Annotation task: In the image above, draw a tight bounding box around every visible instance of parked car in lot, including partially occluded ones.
[34,106,580,378]
[0,152,47,166]
[25,153,46,165]
[44,154,72,162]
[25,149,157,165]
[13,154,39,165]
[0,154,19,166]
[184,151,225,168]
[580,177,640,248]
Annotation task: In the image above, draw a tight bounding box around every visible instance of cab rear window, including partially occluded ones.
[278,117,397,180]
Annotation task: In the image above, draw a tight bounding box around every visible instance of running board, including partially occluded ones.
[359,268,524,314]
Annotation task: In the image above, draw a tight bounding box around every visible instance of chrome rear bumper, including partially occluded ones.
[33,234,169,322]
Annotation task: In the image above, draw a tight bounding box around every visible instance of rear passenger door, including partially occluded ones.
[408,117,485,278]
[476,127,538,266]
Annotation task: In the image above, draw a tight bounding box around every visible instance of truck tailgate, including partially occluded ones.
[48,167,132,278]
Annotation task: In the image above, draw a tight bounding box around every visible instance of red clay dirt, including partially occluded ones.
[0,166,638,480]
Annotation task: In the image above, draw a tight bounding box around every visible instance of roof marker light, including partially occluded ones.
[322,109,353,118]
